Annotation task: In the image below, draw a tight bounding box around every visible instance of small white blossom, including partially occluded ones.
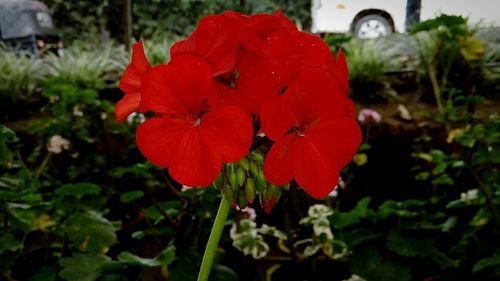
[47,135,70,154]
[460,189,479,203]
[343,274,367,281]
[236,206,257,221]
[72,106,84,117]
[100,112,108,120]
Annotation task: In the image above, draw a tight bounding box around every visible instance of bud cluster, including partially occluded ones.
[215,151,289,213]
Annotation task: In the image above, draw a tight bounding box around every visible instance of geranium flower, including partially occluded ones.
[136,55,253,187]
[116,41,150,122]
[264,30,349,93]
[245,10,297,40]
[209,49,283,115]
[170,12,249,76]
[262,68,361,198]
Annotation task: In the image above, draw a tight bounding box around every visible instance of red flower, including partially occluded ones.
[136,55,253,187]
[262,68,361,199]
[263,30,350,94]
[116,41,150,121]
[209,49,284,115]
[170,12,248,76]
[245,10,297,40]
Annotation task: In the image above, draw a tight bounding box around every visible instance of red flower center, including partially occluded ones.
[293,118,320,137]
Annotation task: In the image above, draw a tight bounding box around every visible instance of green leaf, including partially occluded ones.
[350,246,411,281]
[55,183,101,198]
[117,246,175,267]
[117,252,162,267]
[59,254,119,281]
[0,177,23,189]
[331,197,371,228]
[30,266,57,281]
[473,254,500,272]
[469,207,490,227]
[212,265,238,281]
[386,228,458,268]
[120,191,144,203]
[0,233,23,254]
[65,211,118,255]
[440,216,458,232]
[432,174,454,185]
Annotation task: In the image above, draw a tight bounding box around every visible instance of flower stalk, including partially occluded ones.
[197,195,231,281]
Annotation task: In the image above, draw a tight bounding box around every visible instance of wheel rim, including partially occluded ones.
[358,19,389,39]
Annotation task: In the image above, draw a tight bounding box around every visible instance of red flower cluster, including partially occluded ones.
[117,11,361,199]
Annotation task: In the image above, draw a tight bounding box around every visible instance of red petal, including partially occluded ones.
[168,126,222,187]
[119,41,150,94]
[131,41,150,73]
[236,49,284,109]
[291,136,340,199]
[263,133,297,185]
[265,30,331,82]
[115,92,140,122]
[305,118,362,171]
[170,14,244,76]
[140,55,212,115]
[259,94,295,141]
[336,48,348,79]
[210,82,259,115]
[116,41,151,121]
[286,68,347,122]
[246,11,297,39]
[200,106,253,163]
[136,117,193,168]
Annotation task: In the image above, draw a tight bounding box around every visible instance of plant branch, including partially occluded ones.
[197,196,231,281]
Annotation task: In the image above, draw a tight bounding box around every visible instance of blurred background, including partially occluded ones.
[0,1,499,281]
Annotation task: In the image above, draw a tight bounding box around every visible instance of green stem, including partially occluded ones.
[197,196,231,281]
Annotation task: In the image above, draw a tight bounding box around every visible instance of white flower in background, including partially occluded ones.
[329,189,339,198]
[100,112,108,120]
[181,185,192,192]
[343,275,367,281]
[358,108,382,124]
[236,206,257,221]
[329,176,346,197]
[72,106,84,117]
[126,112,146,124]
[49,96,59,103]
[47,135,70,154]
[460,189,479,203]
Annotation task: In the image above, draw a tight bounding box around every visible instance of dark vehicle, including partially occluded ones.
[0,0,61,56]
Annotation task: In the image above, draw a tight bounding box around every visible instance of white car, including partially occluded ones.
[311,0,500,38]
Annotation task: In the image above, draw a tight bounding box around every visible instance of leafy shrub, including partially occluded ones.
[43,43,128,89]
[0,48,45,101]
[344,36,406,101]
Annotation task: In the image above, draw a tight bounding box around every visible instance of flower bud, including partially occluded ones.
[236,166,246,187]
[239,157,250,171]
[244,178,256,203]
[260,184,282,214]
[256,169,267,187]
[222,184,235,205]
[250,151,264,162]
[249,160,259,178]
[228,166,239,190]
[237,192,248,209]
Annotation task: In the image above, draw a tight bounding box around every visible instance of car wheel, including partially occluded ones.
[353,14,393,39]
